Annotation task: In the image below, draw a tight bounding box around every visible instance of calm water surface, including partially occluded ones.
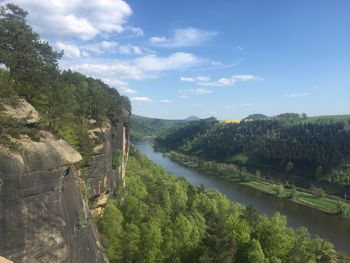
[135,140,350,254]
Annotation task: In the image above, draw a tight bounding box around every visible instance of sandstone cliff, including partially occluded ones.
[0,100,130,262]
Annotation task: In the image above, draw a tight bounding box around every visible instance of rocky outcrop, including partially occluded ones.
[0,136,108,262]
[1,98,40,124]
[0,256,13,263]
[0,100,130,262]
[85,112,130,217]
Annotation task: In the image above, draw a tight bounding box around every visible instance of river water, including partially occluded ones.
[135,140,350,254]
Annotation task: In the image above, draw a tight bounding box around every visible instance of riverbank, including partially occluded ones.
[166,151,350,219]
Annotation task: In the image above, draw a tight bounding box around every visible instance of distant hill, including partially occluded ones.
[242,114,268,121]
[131,115,186,141]
[185,116,200,121]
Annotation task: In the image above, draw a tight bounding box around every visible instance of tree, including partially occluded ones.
[248,239,265,263]
[311,237,336,262]
[97,203,124,262]
[0,4,62,96]
[336,201,348,216]
[290,185,298,199]
[140,220,163,263]
[273,184,284,196]
[310,185,326,198]
[200,210,236,263]
[230,153,248,168]
[123,223,141,262]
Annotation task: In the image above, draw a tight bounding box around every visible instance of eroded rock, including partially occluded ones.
[2,99,40,124]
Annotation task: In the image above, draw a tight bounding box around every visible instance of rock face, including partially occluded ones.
[0,101,130,262]
[86,112,130,217]
[1,98,40,124]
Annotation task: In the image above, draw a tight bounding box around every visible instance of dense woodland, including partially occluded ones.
[0,4,130,161]
[98,148,348,263]
[130,114,184,141]
[130,114,200,141]
[155,115,350,187]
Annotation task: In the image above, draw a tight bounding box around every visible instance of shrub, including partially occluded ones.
[310,185,326,198]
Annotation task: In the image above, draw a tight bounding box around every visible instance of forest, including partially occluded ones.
[155,115,350,189]
[98,148,349,263]
[0,4,130,162]
[130,114,201,141]
[130,114,184,141]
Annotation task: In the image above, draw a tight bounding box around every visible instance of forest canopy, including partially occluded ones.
[98,148,345,262]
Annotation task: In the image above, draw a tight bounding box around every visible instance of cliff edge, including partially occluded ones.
[0,99,130,262]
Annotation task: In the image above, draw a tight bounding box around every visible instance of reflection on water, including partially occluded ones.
[135,140,350,254]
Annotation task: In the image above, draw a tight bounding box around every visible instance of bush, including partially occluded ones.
[310,185,326,198]
[273,184,284,196]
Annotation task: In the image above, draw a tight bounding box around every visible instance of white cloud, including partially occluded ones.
[8,0,133,40]
[160,99,172,103]
[130,96,153,102]
[199,74,262,87]
[149,36,168,44]
[118,86,137,94]
[196,76,210,82]
[80,41,149,56]
[181,76,210,82]
[135,52,201,72]
[119,44,143,55]
[59,52,203,98]
[103,78,129,87]
[149,27,216,47]
[189,88,212,95]
[180,77,195,82]
[82,41,119,54]
[56,42,81,58]
[102,78,136,94]
[284,92,309,97]
[126,26,144,37]
[69,61,146,80]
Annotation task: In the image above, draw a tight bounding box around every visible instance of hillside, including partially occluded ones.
[130,114,199,141]
[155,115,350,197]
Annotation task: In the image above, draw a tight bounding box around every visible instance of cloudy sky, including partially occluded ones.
[5,0,350,119]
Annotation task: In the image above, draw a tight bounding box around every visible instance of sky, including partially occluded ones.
[3,0,350,119]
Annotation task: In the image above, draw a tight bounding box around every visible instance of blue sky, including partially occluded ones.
[5,0,350,119]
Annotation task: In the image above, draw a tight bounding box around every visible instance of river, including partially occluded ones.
[135,140,350,254]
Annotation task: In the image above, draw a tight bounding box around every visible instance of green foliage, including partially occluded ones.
[310,185,326,198]
[247,239,265,263]
[272,184,285,196]
[98,149,342,262]
[229,153,248,167]
[130,114,186,141]
[336,201,348,216]
[58,125,80,149]
[0,4,62,93]
[290,185,298,199]
[76,209,88,231]
[112,149,123,170]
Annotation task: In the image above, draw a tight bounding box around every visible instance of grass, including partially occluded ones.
[168,151,350,219]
